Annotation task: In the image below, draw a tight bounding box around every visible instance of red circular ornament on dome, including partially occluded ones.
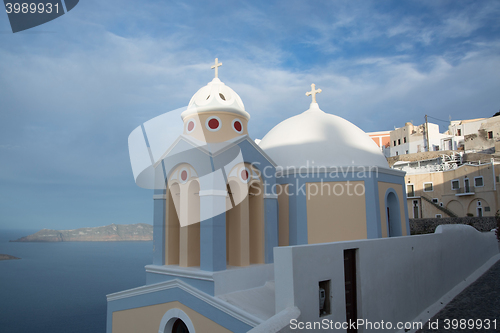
[181,170,188,181]
[187,121,195,132]
[208,118,219,130]
[241,169,249,181]
[233,120,242,132]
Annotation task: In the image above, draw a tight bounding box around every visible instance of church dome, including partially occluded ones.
[259,102,389,169]
[181,77,250,121]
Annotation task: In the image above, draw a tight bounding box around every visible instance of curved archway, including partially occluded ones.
[159,308,195,333]
[467,198,488,217]
[385,190,402,237]
[226,180,249,266]
[446,200,463,216]
[249,180,265,263]
[166,183,180,265]
[179,180,200,267]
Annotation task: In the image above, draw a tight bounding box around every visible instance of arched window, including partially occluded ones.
[172,319,189,333]
[159,308,195,333]
[386,190,402,237]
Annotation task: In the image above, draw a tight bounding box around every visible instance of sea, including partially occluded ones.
[0,229,153,333]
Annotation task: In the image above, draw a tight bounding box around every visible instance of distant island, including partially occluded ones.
[0,254,21,260]
[11,223,153,242]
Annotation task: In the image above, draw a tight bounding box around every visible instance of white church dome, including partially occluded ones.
[181,77,250,121]
[259,102,389,169]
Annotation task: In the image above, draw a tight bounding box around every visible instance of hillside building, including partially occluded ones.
[393,153,500,218]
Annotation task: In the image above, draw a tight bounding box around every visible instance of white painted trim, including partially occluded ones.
[107,279,262,328]
[406,183,415,197]
[145,265,214,281]
[451,179,460,190]
[423,182,433,192]
[159,308,196,333]
[464,178,470,192]
[477,206,483,217]
[198,190,228,197]
[474,176,484,187]
[232,118,244,134]
[205,116,222,132]
[455,192,475,197]
[186,119,196,134]
[238,167,250,183]
[179,167,189,184]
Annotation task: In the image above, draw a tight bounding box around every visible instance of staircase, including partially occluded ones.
[420,194,458,217]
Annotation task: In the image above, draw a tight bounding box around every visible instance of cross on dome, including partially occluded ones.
[211,58,222,78]
[306,83,322,104]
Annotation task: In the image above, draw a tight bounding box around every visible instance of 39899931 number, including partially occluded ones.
[5,2,59,14]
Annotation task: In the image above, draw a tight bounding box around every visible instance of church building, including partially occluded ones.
[106,59,409,333]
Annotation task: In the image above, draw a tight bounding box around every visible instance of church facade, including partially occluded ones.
[106,60,409,333]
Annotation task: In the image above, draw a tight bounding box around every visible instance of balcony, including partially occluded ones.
[455,187,475,196]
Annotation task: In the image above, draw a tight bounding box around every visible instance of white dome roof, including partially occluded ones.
[181,78,250,120]
[259,103,389,169]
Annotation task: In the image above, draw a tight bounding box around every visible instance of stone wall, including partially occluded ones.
[410,217,496,235]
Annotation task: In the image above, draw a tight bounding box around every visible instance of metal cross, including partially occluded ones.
[211,58,222,78]
[306,83,322,103]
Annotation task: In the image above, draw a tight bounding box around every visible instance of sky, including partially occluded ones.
[1,0,500,230]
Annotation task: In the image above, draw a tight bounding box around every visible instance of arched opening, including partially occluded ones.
[166,183,180,265]
[179,180,200,267]
[249,180,265,263]
[172,319,189,333]
[386,191,402,237]
[226,180,250,266]
[446,200,463,216]
[160,308,195,333]
[468,198,488,217]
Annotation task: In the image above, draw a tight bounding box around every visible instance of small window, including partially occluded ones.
[474,177,484,187]
[404,137,407,143]
[436,214,442,218]
[451,179,460,190]
[477,201,482,206]
[488,131,493,139]
[407,184,415,197]
[440,202,443,207]
[319,280,331,317]
[396,151,399,156]
[432,198,438,204]
[496,176,499,183]
[457,129,461,136]
[485,206,491,212]
[423,182,433,192]
[398,139,401,145]
[406,150,409,154]
[393,140,396,146]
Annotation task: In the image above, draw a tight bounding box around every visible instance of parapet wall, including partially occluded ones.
[273,225,499,332]
[410,217,496,235]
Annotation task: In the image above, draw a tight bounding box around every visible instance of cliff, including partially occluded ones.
[11,223,153,242]
[0,254,21,260]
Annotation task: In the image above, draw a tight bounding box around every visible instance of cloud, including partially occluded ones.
[1,0,500,229]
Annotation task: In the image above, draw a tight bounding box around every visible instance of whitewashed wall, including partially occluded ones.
[273,225,499,332]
